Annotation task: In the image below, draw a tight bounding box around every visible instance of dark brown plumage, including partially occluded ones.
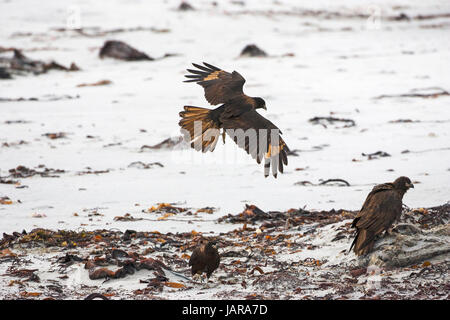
[189,240,220,280]
[179,62,289,178]
[350,176,414,256]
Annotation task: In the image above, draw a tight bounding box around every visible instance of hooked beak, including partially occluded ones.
[406,182,414,189]
[210,240,219,247]
[262,105,267,110]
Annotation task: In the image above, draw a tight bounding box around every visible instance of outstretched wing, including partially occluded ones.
[184,62,246,105]
[220,109,289,178]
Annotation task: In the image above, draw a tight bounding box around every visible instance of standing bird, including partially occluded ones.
[349,176,414,256]
[189,240,220,282]
[179,62,289,178]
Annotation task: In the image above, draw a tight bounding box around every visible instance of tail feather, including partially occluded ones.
[350,229,375,256]
[349,231,359,253]
[179,106,220,153]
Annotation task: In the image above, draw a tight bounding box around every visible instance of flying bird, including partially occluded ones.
[179,62,289,177]
[189,240,220,282]
[349,176,414,256]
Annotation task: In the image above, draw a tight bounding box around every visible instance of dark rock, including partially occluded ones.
[360,224,450,268]
[240,44,268,57]
[0,67,11,79]
[99,40,153,61]
[178,1,195,11]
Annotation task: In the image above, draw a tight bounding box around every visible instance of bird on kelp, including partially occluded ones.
[349,176,414,256]
[189,239,220,282]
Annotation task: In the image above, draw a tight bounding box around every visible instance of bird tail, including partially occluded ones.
[179,106,220,152]
[349,231,359,253]
[350,229,375,256]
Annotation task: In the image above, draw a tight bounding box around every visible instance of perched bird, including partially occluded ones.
[350,176,414,256]
[179,62,289,178]
[189,240,220,282]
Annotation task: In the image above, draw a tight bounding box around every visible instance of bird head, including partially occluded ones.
[254,97,267,110]
[206,240,219,249]
[393,176,414,191]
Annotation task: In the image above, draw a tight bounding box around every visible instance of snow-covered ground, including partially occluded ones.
[1,0,449,260]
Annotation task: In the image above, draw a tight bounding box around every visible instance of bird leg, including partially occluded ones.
[192,273,201,283]
[384,227,394,236]
[222,130,226,144]
[193,273,206,284]
[202,274,214,288]
[204,276,220,289]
